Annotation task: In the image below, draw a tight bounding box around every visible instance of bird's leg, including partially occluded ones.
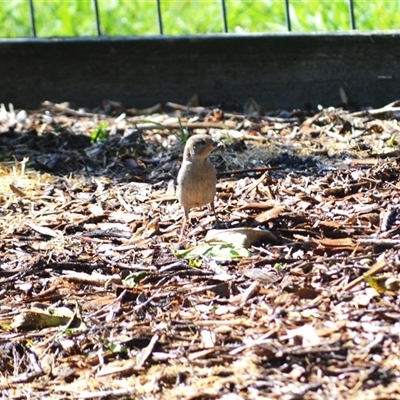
[210,202,220,228]
[179,209,189,240]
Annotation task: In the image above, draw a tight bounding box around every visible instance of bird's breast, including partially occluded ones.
[177,160,217,208]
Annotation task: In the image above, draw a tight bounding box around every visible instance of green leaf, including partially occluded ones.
[178,117,189,143]
[364,274,399,294]
[108,342,128,354]
[174,243,252,260]
[363,274,387,294]
[123,270,147,287]
[273,263,286,271]
[188,258,202,268]
[90,122,109,144]
[387,134,397,147]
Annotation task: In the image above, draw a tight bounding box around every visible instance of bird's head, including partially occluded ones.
[184,134,224,160]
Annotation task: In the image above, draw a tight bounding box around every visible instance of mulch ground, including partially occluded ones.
[1,99,400,399]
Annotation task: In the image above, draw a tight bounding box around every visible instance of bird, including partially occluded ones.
[177,134,224,237]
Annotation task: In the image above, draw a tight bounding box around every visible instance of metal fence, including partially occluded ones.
[2,0,397,38]
[26,0,356,37]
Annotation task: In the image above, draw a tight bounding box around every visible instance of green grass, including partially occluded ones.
[1,0,400,38]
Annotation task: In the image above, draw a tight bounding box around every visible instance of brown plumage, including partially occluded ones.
[177,134,223,237]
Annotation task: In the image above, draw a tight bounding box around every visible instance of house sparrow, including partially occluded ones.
[177,134,224,237]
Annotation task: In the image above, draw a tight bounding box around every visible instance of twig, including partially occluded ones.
[42,100,95,117]
[217,166,283,177]
[136,333,160,368]
[357,239,400,246]
[349,100,400,118]
[165,101,208,114]
[115,189,132,212]
[166,101,298,122]
[236,172,269,196]
[100,256,157,271]
[136,121,226,130]
[88,289,127,318]
[343,259,387,291]
[62,389,137,399]
[127,103,163,115]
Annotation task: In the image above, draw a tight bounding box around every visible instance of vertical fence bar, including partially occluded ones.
[221,0,228,33]
[93,0,102,36]
[284,0,291,32]
[28,0,36,37]
[348,0,356,30]
[156,0,164,35]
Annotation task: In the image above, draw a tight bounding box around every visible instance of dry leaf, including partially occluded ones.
[205,228,277,248]
[28,223,62,237]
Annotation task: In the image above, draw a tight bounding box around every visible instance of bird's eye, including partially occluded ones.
[199,139,206,145]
